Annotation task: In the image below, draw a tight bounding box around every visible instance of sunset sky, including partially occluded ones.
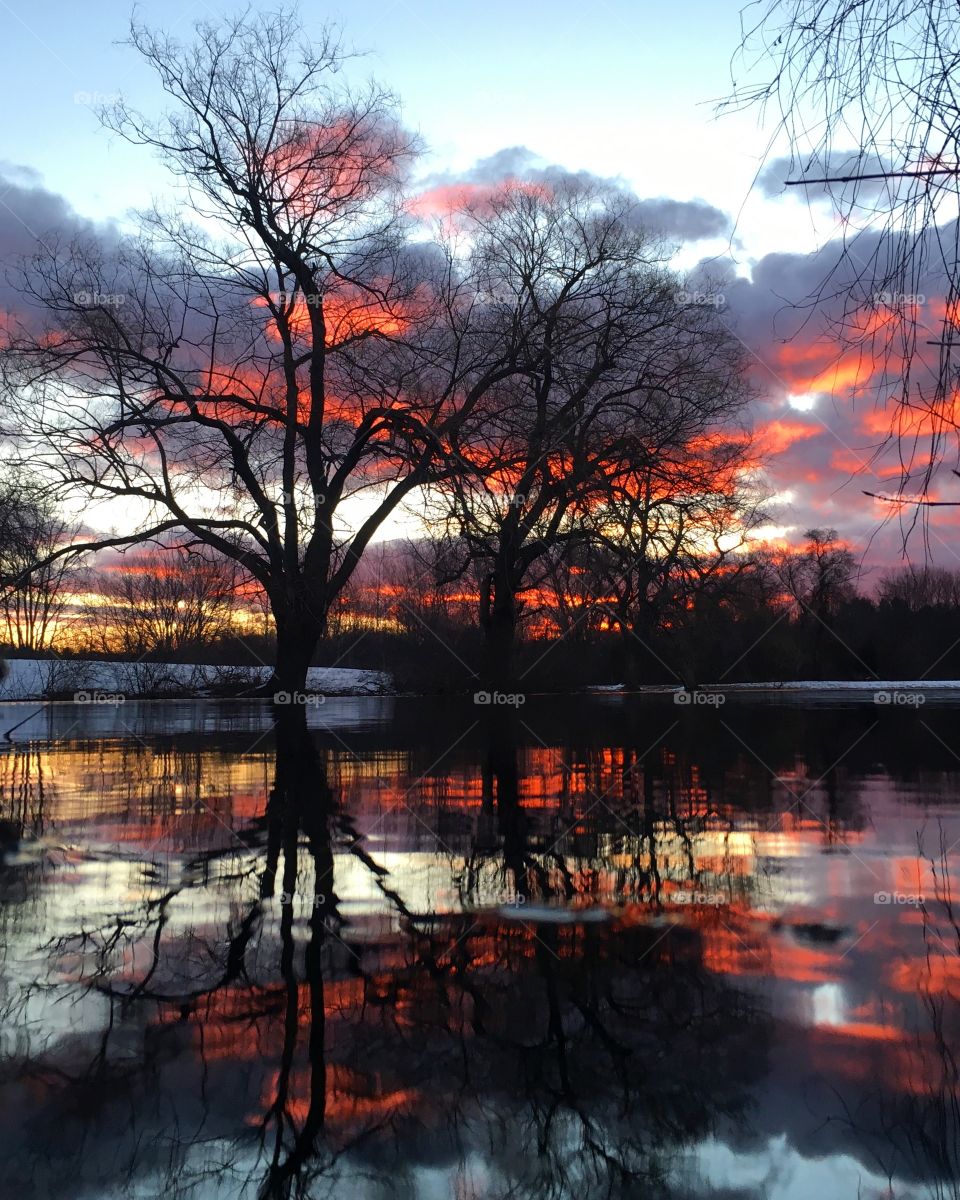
[2,0,958,578]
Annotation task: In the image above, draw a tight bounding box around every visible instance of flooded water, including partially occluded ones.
[0,695,958,1199]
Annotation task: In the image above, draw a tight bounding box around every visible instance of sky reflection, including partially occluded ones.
[0,698,956,1199]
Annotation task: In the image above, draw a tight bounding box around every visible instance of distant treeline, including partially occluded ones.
[311,563,960,691]
[6,523,959,691]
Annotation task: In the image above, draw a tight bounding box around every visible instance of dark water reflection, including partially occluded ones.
[0,697,958,1198]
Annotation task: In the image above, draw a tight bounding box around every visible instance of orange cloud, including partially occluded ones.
[829,448,874,474]
[770,310,897,397]
[263,119,410,219]
[755,417,824,455]
[407,178,551,223]
[252,290,408,348]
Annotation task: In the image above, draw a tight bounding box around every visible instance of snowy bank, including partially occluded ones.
[604,680,960,697]
[0,658,393,701]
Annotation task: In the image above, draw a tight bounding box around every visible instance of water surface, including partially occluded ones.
[0,696,957,1199]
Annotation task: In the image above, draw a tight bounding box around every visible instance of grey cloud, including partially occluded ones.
[757,152,899,201]
[417,147,732,242]
[0,162,107,258]
[631,197,730,241]
[461,145,539,182]
[0,162,118,319]
[708,225,960,565]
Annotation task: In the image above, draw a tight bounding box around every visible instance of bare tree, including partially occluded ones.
[726,1,960,522]
[537,542,610,641]
[776,527,858,619]
[425,184,754,684]
[0,473,75,652]
[85,544,243,658]
[878,563,960,609]
[584,433,763,685]
[772,527,858,673]
[0,9,531,693]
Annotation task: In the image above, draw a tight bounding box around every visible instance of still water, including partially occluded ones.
[0,695,958,1199]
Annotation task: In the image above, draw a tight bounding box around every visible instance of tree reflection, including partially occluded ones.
[13,705,942,1198]
[811,830,960,1200]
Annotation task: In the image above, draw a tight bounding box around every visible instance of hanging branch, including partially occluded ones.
[864,470,960,506]
[787,167,960,186]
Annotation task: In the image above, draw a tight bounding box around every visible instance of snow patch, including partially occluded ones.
[634,680,960,694]
[0,658,393,701]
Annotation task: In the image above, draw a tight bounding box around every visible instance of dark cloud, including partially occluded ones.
[1,163,948,566]
[415,146,731,242]
[711,226,960,566]
[631,197,729,241]
[756,152,899,201]
[0,162,117,321]
[459,145,539,182]
[0,162,104,257]
[416,149,922,557]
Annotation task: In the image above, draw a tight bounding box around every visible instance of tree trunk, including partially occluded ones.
[270,604,323,696]
[480,570,518,690]
[485,711,530,901]
[259,704,334,1189]
[620,628,641,688]
[622,606,659,687]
